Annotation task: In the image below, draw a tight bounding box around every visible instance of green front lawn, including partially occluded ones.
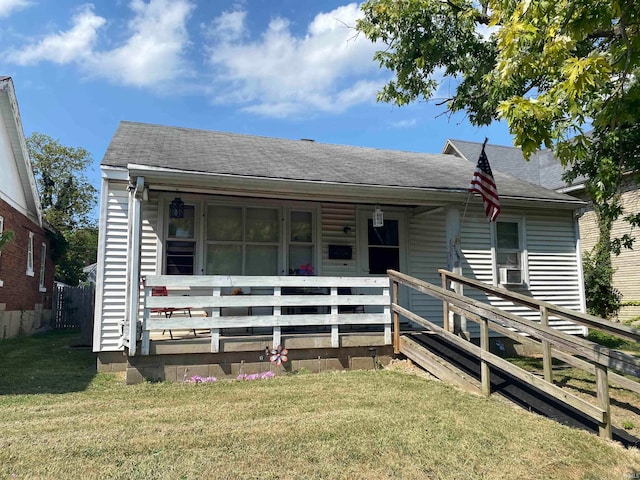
[1,331,639,479]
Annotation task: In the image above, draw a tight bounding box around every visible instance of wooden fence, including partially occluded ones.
[52,284,95,346]
[388,269,640,440]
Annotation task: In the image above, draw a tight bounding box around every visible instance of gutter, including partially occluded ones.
[105,163,587,210]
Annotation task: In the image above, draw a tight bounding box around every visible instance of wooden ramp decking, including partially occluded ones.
[400,331,640,448]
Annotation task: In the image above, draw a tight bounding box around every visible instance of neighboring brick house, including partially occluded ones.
[443,139,640,322]
[0,76,55,338]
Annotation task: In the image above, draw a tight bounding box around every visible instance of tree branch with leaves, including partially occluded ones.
[27,133,98,285]
[357,0,640,319]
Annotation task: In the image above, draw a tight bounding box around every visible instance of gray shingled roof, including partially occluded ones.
[102,121,580,203]
[445,139,584,191]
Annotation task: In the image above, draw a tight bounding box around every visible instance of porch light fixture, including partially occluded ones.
[169,195,185,219]
[373,205,384,228]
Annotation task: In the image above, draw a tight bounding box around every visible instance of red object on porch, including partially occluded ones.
[150,286,194,339]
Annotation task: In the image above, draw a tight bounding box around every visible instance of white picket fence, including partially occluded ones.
[140,275,391,355]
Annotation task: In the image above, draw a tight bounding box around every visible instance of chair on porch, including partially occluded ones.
[150,286,195,339]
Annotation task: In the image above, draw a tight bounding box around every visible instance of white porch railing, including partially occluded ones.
[140,275,391,355]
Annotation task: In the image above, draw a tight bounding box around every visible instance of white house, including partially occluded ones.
[93,121,587,381]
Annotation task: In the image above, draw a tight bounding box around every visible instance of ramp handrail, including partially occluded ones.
[388,269,640,440]
[438,268,640,343]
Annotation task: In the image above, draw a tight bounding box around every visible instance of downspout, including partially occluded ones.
[125,176,144,356]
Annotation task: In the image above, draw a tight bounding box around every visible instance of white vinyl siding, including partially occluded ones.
[141,192,160,278]
[95,182,130,351]
[460,208,584,337]
[321,203,357,276]
[526,213,584,335]
[407,212,448,327]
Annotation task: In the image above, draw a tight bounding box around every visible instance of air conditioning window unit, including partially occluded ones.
[499,267,523,285]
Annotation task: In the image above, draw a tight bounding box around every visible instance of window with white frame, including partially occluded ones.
[205,205,281,275]
[495,219,526,285]
[288,210,315,274]
[165,204,196,275]
[27,231,34,276]
[39,242,47,291]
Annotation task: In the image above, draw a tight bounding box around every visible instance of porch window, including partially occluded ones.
[27,232,34,276]
[166,205,196,275]
[206,205,280,275]
[288,210,314,274]
[495,219,525,285]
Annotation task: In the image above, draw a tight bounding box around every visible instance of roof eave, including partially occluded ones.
[0,78,43,227]
[119,163,585,210]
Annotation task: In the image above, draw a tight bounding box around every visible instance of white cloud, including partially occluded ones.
[6,0,195,88]
[390,119,417,128]
[207,3,385,117]
[0,0,31,17]
[87,0,195,87]
[6,4,105,64]
[207,10,246,43]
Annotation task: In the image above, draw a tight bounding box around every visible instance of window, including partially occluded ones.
[165,205,196,275]
[495,219,525,285]
[205,205,280,275]
[39,243,47,291]
[26,232,34,276]
[288,210,314,274]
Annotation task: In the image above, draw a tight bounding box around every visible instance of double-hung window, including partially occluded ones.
[26,232,34,276]
[495,219,526,285]
[206,205,280,275]
[288,210,315,274]
[39,243,47,291]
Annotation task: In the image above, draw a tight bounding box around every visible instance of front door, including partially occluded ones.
[358,210,407,275]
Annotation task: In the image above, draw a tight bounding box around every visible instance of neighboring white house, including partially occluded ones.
[93,121,587,364]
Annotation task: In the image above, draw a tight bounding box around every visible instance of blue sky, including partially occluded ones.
[2,0,514,197]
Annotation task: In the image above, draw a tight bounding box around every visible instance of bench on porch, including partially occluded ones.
[139,275,392,355]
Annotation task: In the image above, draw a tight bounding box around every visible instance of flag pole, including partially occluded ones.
[460,137,488,228]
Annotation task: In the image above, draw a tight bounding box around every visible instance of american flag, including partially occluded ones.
[468,142,500,222]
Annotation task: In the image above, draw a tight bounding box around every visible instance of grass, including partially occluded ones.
[1,331,640,479]
[587,329,640,354]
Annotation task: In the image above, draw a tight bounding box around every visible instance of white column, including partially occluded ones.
[126,176,144,356]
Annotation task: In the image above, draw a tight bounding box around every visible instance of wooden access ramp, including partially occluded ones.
[388,269,640,446]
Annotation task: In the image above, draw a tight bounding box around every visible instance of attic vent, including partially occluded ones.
[300,138,315,142]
